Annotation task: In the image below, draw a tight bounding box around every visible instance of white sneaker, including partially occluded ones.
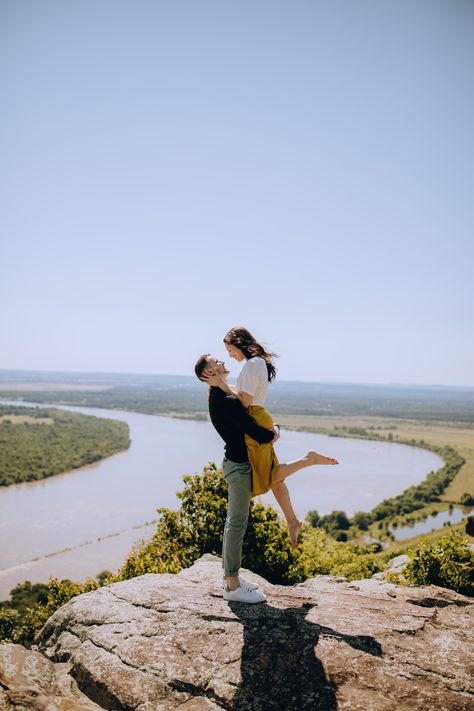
[223,585,267,604]
[220,575,259,591]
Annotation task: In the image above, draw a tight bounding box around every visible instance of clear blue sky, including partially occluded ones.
[1,1,473,385]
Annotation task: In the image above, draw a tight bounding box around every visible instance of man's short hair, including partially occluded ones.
[194,354,210,381]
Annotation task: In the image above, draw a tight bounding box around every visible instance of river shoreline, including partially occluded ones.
[0,400,447,600]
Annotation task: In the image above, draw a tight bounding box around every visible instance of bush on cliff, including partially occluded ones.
[299,527,382,580]
[0,578,100,646]
[402,532,474,595]
[0,607,47,647]
[118,462,306,585]
[0,463,306,647]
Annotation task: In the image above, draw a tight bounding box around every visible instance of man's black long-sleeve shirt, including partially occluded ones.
[208,387,275,463]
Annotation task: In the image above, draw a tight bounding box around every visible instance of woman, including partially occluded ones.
[205,326,338,548]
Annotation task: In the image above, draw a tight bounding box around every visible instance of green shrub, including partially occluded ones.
[0,462,307,648]
[403,533,474,596]
[243,503,306,584]
[0,609,23,643]
[299,527,382,580]
[0,576,106,646]
[119,462,306,585]
[45,577,100,610]
[0,604,49,646]
[117,519,187,580]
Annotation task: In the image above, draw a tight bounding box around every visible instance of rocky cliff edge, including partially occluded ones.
[1,555,473,711]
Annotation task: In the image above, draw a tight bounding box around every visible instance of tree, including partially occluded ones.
[319,510,350,533]
[352,511,371,531]
[1,581,49,611]
[305,510,321,528]
[465,516,474,537]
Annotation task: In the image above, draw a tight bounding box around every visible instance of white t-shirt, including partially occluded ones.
[236,357,269,406]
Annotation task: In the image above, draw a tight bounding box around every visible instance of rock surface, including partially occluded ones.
[371,554,411,582]
[384,553,411,573]
[0,642,101,710]
[33,555,473,711]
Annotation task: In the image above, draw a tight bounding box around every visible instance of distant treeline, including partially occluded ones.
[1,373,474,421]
[368,446,464,521]
[268,383,474,422]
[306,444,466,541]
[0,405,130,486]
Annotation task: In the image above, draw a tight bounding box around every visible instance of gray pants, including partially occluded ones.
[222,458,252,577]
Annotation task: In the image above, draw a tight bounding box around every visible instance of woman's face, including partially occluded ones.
[225,342,246,362]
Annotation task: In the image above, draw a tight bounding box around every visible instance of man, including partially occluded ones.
[194,354,279,603]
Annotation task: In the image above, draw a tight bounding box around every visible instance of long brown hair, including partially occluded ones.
[224,327,277,382]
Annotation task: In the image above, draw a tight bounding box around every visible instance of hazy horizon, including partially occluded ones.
[2,2,473,386]
[1,366,473,391]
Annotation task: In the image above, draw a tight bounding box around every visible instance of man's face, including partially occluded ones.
[202,356,228,379]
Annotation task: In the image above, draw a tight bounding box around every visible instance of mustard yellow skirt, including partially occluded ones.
[245,406,280,496]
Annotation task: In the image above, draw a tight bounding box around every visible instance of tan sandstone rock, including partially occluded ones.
[0,642,102,710]
[33,555,473,711]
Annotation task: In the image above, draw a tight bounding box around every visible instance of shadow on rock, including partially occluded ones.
[227,600,382,711]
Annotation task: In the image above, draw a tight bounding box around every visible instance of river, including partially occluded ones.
[0,402,444,599]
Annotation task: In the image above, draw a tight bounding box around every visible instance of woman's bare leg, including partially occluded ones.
[271,452,338,548]
[273,450,338,484]
[271,480,302,549]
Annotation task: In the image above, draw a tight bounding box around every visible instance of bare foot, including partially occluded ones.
[289,519,302,549]
[306,450,339,465]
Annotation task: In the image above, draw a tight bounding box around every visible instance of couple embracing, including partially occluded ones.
[195,327,338,604]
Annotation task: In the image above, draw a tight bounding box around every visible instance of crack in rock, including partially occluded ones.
[407,597,472,608]
[169,679,233,711]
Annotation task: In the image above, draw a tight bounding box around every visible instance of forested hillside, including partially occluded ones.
[1,370,474,421]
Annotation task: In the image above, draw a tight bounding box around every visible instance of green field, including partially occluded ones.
[0,414,54,425]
